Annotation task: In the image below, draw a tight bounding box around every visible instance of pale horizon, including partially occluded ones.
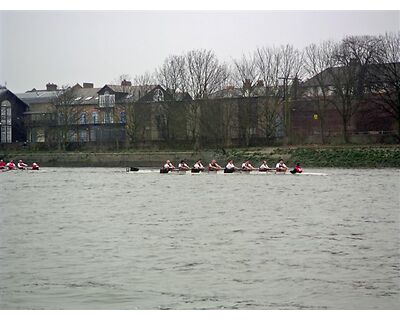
[1,10,399,93]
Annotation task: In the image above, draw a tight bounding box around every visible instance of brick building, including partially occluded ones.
[0,87,29,143]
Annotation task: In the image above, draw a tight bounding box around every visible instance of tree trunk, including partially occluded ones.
[397,117,400,143]
[319,116,326,144]
[342,118,349,144]
[318,99,326,144]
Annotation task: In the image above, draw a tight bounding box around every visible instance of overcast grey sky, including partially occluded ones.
[0,10,399,92]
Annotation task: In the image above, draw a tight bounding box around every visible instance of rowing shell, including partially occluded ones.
[126,168,327,176]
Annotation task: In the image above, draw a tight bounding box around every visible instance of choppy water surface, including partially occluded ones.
[0,168,399,309]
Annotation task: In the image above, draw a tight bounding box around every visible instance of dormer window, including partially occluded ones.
[99,90,115,108]
[0,100,12,143]
[153,88,164,102]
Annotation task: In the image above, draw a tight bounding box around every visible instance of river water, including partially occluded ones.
[0,168,399,309]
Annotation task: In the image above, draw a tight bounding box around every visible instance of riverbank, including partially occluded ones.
[224,145,400,168]
[1,145,399,168]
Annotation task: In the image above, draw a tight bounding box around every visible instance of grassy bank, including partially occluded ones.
[1,145,399,168]
[224,145,400,168]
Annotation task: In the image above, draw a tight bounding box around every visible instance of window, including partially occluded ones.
[69,130,78,142]
[85,96,93,101]
[79,129,88,142]
[153,89,164,102]
[90,127,96,142]
[99,92,115,108]
[92,111,98,124]
[0,100,12,143]
[79,112,87,124]
[120,111,126,124]
[249,127,257,135]
[75,97,82,101]
[104,112,113,124]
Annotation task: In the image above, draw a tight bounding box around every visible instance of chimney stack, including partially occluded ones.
[121,79,132,86]
[243,78,252,90]
[83,82,94,88]
[46,83,57,91]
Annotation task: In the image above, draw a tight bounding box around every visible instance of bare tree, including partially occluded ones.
[255,47,281,95]
[232,53,259,97]
[279,44,304,82]
[278,45,304,140]
[51,86,84,150]
[185,49,229,99]
[257,96,283,143]
[133,71,156,87]
[230,54,256,146]
[156,54,187,98]
[253,46,297,143]
[327,36,381,142]
[366,32,400,140]
[303,41,336,143]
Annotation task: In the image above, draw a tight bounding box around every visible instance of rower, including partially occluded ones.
[31,162,40,171]
[178,160,190,171]
[17,159,28,170]
[6,160,16,170]
[193,159,205,172]
[0,159,5,170]
[259,160,271,172]
[224,159,239,173]
[163,160,175,172]
[241,160,255,171]
[208,159,222,171]
[290,162,303,174]
[275,158,288,173]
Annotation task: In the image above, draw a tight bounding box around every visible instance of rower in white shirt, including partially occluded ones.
[224,159,239,173]
[208,159,222,171]
[241,160,255,171]
[17,159,28,170]
[163,160,175,171]
[178,160,190,171]
[275,158,288,173]
[193,159,205,171]
[259,160,271,172]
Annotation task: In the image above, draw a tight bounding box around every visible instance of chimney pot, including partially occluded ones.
[46,83,57,91]
[83,82,94,88]
[121,80,132,86]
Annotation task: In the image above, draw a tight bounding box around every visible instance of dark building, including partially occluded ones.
[295,62,400,142]
[0,87,29,143]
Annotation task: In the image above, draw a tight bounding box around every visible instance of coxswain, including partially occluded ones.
[241,160,255,171]
[31,162,40,170]
[224,159,239,173]
[0,159,5,170]
[290,162,303,174]
[193,159,205,172]
[178,160,190,171]
[208,159,222,171]
[275,159,288,173]
[17,159,28,170]
[259,160,271,172]
[163,160,175,172]
[6,160,16,170]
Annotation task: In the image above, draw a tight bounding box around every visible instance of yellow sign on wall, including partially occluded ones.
[313,114,318,120]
